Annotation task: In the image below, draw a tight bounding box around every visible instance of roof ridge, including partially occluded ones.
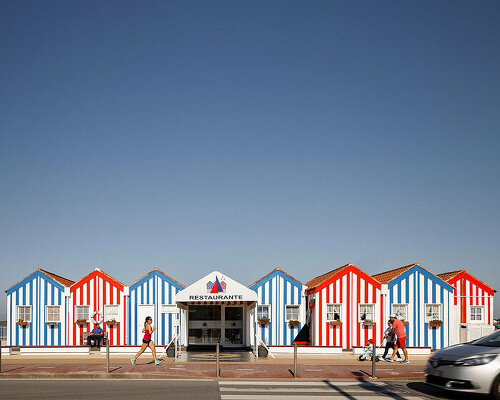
[248,266,302,287]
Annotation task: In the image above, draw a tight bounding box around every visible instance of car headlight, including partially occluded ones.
[455,354,497,366]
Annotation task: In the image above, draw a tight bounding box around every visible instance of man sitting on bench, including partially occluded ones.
[87,324,104,348]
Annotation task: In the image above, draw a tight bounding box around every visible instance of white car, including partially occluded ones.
[425,330,500,399]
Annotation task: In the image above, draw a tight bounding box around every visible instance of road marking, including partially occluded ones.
[221,387,387,393]
[236,368,254,371]
[37,367,55,369]
[169,367,186,370]
[304,369,323,371]
[221,396,423,400]
[220,381,387,387]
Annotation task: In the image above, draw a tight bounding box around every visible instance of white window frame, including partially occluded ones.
[104,304,120,322]
[257,305,270,321]
[285,305,300,322]
[392,304,408,322]
[161,305,178,314]
[425,303,442,322]
[75,305,90,322]
[326,303,342,321]
[45,305,61,323]
[17,306,32,322]
[358,304,375,322]
[470,305,485,323]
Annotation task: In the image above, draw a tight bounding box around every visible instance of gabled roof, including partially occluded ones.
[249,267,302,289]
[38,268,74,287]
[372,263,419,284]
[6,268,74,294]
[438,270,495,293]
[304,263,352,291]
[71,268,124,290]
[129,267,184,290]
[372,263,453,291]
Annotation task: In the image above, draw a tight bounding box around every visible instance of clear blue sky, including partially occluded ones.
[1,1,499,319]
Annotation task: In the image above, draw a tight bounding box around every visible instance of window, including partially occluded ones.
[161,305,177,314]
[46,306,61,322]
[392,304,408,321]
[17,306,31,322]
[326,304,341,321]
[285,305,300,321]
[75,305,90,322]
[257,305,270,320]
[425,304,442,322]
[470,306,484,322]
[104,305,120,322]
[359,304,374,322]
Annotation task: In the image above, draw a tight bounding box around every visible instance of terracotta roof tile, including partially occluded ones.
[248,267,302,288]
[438,270,494,292]
[372,264,418,284]
[304,263,353,291]
[38,269,75,287]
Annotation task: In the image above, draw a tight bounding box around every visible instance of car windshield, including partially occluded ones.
[472,330,500,347]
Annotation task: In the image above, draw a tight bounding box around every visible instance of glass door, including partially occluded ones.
[223,306,244,347]
[188,305,221,345]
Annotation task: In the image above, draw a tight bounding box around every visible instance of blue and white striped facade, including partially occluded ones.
[128,268,184,346]
[6,269,72,346]
[380,264,454,349]
[250,268,306,346]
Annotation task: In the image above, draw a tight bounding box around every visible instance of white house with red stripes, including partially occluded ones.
[69,268,127,346]
[305,264,383,349]
[175,271,258,349]
[438,269,496,343]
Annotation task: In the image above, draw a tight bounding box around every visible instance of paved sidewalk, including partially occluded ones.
[0,353,428,380]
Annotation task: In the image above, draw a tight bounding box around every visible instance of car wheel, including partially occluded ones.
[491,374,500,400]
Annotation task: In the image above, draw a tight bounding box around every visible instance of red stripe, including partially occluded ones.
[319,290,323,346]
[326,285,330,347]
[346,273,350,349]
[379,293,383,344]
[488,297,491,324]
[356,274,361,348]
[72,290,76,345]
[372,285,377,343]
[117,289,121,345]
[333,282,337,347]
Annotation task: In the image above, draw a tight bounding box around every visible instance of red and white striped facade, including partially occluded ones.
[306,264,383,349]
[438,270,495,325]
[69,268,127,346]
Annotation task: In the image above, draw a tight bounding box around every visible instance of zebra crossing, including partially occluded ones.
[218,380,429,399]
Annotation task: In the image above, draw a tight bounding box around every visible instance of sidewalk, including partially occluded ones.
[0,353,428,380]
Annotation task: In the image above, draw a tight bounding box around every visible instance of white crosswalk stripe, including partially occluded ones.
[218,380,424,399]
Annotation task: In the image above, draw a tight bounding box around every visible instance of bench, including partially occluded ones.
[81,332,107,347]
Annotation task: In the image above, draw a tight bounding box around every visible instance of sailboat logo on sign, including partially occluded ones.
[206,276,227,293]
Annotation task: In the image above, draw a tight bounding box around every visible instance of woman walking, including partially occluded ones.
[382,320,401,361]
[131,316,163,366]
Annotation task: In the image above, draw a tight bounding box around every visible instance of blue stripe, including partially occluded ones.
[283,280,287,345]
[162,281,166,345]
[43,279,47,346]
[58,291,62,345]
[424,276,428,347]
[397,281,402,304]
[134,291,138,344]
[29,280,33,346]
[269,281,272,345]
[440,287,445,348]
[16,290,19,345]
[413,272,417,347]
[51,283,55,346]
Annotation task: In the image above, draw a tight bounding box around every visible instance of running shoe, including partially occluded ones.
[401,360,410,364]
[385,358,393,362]
[154,359,163,366]
[130,358,136,366]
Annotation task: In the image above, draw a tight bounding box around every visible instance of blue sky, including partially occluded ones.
[1,1,499,319]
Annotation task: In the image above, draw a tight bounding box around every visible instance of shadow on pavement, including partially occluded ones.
[407,382,484,399]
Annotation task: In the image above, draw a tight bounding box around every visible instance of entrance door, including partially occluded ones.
[137,305,154,343]
[188,305,221,345]
[223,306,244,347]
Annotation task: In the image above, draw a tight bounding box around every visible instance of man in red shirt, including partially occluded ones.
[389,314,409,364]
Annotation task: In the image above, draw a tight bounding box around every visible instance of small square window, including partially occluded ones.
[285,305,300,321]
[75,305,90,322]
[359,304,374,322]
[104,305,120,322]
[425,304,441,322]
[46,306,61,322]
[392,304,408,322]
[257,305,270,320]
[470,306,484,322]
[326,304,341,321]
[17,306,31,322]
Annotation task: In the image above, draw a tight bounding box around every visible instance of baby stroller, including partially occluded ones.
[358,339,381,362]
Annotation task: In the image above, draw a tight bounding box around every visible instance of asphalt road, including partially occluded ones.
[0,379,489,399]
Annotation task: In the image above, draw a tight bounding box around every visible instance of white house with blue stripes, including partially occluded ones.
[127,268,184,346]
[373,264,456,350]
[6,269,74,346]
[249,267,306,346]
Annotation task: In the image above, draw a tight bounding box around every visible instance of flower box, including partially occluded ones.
[329,320,342,326]
[17,321,28,327]
[258,318,270,326]
[105,320,117,327]
[76,319,88,327]
[429,320,443,328]
[362,320,374,327]
[288,320,300,327]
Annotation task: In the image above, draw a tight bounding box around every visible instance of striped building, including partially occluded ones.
[128,268,184,346]
[373,263,454,349]
[6,269,74,346]
[69,268,127,346]
[306,264,383,349]
[249,267,305,346]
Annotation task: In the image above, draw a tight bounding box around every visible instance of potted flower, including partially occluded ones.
[258,345,268,358]
[288,320,300,328]
[17,319,28,327]
[76,319,87,327]
[105,318,117,327]
[429,319,443,328]
[329,320,342,326]
[258,317,270,326]
[362,319,374,327]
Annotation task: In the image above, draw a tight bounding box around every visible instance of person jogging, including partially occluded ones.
[382,320,401,360]
[131,316,163,366]
[389,314,409,364]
